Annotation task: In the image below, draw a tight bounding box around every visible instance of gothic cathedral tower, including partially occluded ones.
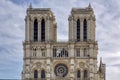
[22,4,106,80]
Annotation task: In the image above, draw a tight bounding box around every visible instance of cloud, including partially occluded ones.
[93,1,120,80]
[106,66,120,80]
[0,0,120,80]
[0,0,25,79]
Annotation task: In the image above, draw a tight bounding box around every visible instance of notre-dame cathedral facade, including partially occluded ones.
[22,4,106,80]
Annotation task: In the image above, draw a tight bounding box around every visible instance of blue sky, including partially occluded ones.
[0,0,120,79]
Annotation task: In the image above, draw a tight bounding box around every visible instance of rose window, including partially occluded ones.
[54,63,68,77]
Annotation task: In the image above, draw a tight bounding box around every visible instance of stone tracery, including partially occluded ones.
[54,63,68,77]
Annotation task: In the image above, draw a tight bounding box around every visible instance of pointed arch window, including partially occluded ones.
[41,49,46,57]
[34,19,38,41]
[34,70,38,78]
[83,19,87,41]
[33,48,37,57]
[41,70,45,79]
[77,70,81,78]
[53,48,57,57]
[84,48,87,57]
[76,48,80,57]
[77,19,80,41]
[41,19,45,42]
[84,70,88,80]
[56,48,68,57]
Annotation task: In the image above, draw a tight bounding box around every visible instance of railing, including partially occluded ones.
[24,78,89,80]
[28,78,70,80]
[76,78,81,80]
[28,78,46,80]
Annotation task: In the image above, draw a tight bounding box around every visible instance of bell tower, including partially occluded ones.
[25,4,57,42]
[68,4,100,80]
[68,4,96,42]
[22,4,57,80]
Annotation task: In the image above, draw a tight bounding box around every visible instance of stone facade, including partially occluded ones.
[22,4,106,80]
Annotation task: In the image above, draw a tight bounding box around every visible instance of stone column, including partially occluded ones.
[80,48,84,58]
[26,16,30,42]
[47,44,51,57]
[70,44,74,57]
[24,58,31,79]
[89,59,94,80]
[81,69,84,80]
[89,15,96,42]
[37,47,40,58]
[70,59,75,79]
[46,44,51,80]
[46,17,49,42]
[73,19,76,41]
[48,17,55,41]
[46,59,51,80]
[88,19,91,41]
[68,16,74,42]
[30,18,34,41]
[81,19,83,41]
[38,18,41,42]
[89,44,94,58]
[45,18,48,42]
[25,45,30,58]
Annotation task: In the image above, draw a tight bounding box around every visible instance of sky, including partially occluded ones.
[0,0,120,79]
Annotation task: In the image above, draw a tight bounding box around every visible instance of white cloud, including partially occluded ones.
[0,0,25,79]
[0,0,120,79]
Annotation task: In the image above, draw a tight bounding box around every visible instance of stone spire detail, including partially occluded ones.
[29,3,32,9]
[88,3,92,8]
[99,57,106,80]
[99,57,103,72]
